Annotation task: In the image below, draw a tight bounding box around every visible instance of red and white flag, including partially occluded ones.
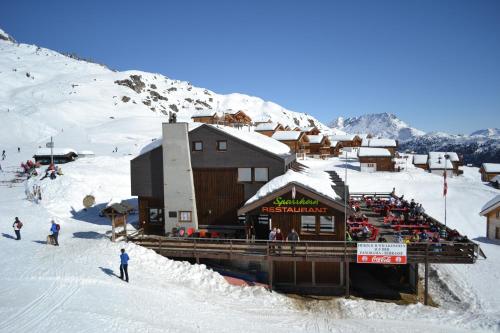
[443,171,448,196]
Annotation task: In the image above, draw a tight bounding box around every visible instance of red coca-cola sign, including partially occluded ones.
[356,254,407,264]
[357,243,407,265]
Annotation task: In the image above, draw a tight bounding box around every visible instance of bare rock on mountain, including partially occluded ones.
[114,75,146,93]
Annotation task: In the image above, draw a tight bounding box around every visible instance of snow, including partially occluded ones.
[428,159,454,170]
[306,135,325,144]
[362,138,397,148]
[255,122,280,131]
[480,194,500,215]
[358,147,392,157]
[191,110,217,117]
[329,134,357,141]
[272,131,302,141]
[413,154,428,165]
[482,163,500,173]
[429,152,460,163]
[245,169,340,205]
[330,140,339,147]
[34,147,77,156]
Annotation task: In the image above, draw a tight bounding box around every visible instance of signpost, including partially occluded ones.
[45,137,54,166]
[357,243,407,264]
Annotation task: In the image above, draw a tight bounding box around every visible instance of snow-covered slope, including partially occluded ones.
[470,128,500,138]
[330,113,425,140]
[0,28,329,151]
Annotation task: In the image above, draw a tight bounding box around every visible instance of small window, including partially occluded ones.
[217,140,227,151]
[254,168,269,182]
[179,211,192,222]
[301,215,316,233]
[149,208,164,225]
[238,168,252,182]
[319,216,335,233]
[168,211,177,218]
[193,141,203,151]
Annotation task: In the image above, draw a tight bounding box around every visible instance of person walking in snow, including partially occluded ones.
[17,147,20,153]
[1,150,5,160]
[50,220,60,246]
[119,249,130,282]
[12,217,23,240]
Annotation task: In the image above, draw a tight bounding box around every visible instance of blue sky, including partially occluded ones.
[1,0,499,133]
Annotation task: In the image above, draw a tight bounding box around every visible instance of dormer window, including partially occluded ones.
[193,141,203,151]
[217,140,227,151]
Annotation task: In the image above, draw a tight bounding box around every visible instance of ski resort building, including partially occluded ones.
[412,154,429,170]
[254,122,285,137]
[479,163,500,182]
[329,135,362,151]
[357,147,395,172]
[330,141,342,157]
[361,138,398,156]
[306,135,331,158]
[480,195,500,240]
[223,110,252,126]
[428,152,463,176]
[271,131,310,154]
[190,111,219,124]
[33,148,78,165]
[293,126,321,136]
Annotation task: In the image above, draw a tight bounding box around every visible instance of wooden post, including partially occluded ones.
[345,260,350,297]
[293,261,297,286]
[424,243,429,305]
[159,237,162,255]
[311,261,316,286]
[268,259,273,291]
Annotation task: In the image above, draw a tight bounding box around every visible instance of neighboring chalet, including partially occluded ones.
[329,135,362,151]
[479,163,500,182]
[223,110,252,127]
[254,122,285,137]
[294,126,321,136]
[33,148,78,165]
[479,195,500,240]
[413,154,429,170]
[428,158,454,177]
[357,147,395,172]
[272,131,310,154]
[428,152,463,176]
[307,135,331,158]
[330,141,342,157]
[191,111,219,124]
[361,138,398,156]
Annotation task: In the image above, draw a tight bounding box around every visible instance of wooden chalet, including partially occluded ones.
[480,195,500,240]
[191,111,219,124]
[479,163,500,182]
[254,122,285,137]
[361,138,398,156]
[131,123,296,236]
[294,126,321,136]
[33,148,78,165]
[307,135,331,158]
[329,135,362,150]
[357,147,395,172]
[272,131,310,154]
[223,110,252,126]
[428,152,462,176]
[412,154,429,170]
[330,141,342,157]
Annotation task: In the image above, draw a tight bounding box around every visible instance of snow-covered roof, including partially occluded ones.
[358,147,392,157]
[329,134,356,141]
[78,150,95,155]
[272,131,302,141]
[428,159,454,169]
[34,148,77,156]
[298,126,315,132]
[255,122,280,131]
[191,111,217,118]
[413,154,428,165]
[482,163,500,173]
[361,138,397,148]
[429,152,460,162]
[307,135,326,144]
[480,195,500,216]
[330,140,339,147]
[244,169,341,206]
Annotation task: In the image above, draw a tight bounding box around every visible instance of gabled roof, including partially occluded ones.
[429,152,460,162]
[191,111,217,118]
[358,147,392,157]
[482,163,500,173]
[330,140,339,147]
[329,134,357,141]
[428,159,454,170]
[255,122,281,131]
[307,135,327,144]
[413,154,428,165]
[361,138,397,148]
[34,148,78,156]
[480,194,500,216]
[272,131,304,141]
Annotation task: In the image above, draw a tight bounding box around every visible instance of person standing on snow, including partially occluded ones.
[1,150,5,160]
[119,249,130,282]
[12,217,23,240]
[50,220,60,246]
[17,147,20,153]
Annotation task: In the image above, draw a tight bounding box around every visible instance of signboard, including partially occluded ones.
[357,243,407,264]
[46,142,54,148]
[261,196,328,214]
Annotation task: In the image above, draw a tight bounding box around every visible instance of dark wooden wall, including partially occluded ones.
[359,156,395,171]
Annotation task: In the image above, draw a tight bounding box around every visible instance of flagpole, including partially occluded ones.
[444,154,448,227]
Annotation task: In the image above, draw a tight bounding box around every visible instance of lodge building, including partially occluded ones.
[357,147,395,172]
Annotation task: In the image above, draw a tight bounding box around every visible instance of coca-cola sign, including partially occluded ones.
[357,243,407,265]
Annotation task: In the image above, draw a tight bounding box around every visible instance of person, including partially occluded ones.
[390,187,396,197]
[361,225,370,240]
[50,220,60,246]
[275,228,284,255]
[17,147,20,153]
[248,223,256,243]
[12,217,22,240]
[269,228,277,253]
[396,232,403,243]
[120,248,130,282]
[1,150,5,160]
[286,228,300,255]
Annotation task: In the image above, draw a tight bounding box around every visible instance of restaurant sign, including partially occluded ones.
[261,196,328,214]
[357,243,407,265]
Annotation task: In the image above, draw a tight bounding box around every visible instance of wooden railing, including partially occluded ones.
[128,235,479,264]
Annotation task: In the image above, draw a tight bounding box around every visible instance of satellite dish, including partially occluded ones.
[83,195,95,209]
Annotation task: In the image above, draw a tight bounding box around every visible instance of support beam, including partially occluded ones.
[293,261,297,285]
[424,261,429,305]
[268,260,273,291]
[345,261,350,298]
[311,261,316,286]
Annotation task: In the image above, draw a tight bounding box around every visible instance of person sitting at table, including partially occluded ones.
[410,233,419,243]
[395,232,403,243]
[419,231,429,242]
[361,225,370,239]
[429,223,438,233]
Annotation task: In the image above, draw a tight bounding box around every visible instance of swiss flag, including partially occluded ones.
[443,171,448,196]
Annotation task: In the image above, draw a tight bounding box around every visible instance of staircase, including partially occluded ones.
[327,170,349,200]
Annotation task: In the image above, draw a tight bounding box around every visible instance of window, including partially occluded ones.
[238,168,252,182]
[319,216,335,233]
[168,211,177,218]
[217,140,227,151]
[193,141,203,151]
[301,215,316,233]
[179,211,192,222]
[254,168,269,182]
[148,208,164,225]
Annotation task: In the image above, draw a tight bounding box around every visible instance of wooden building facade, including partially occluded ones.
[307,135,331,158]
[272,131,310,154]
[480,163,500,182]
[480,195,500,240]
[358,148,395,172]
[254,122,285,137]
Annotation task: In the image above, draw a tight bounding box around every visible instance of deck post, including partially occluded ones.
[159,237,162,254]
[345,260,350,297]
[311,261,316,286]
[293,261,297,285]
[424,243,429,305]
[268,259,273,291]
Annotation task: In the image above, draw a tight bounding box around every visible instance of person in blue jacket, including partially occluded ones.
[120,249,130,282]
[50,220,59,246]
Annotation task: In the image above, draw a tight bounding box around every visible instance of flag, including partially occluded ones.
[443,170,448,196]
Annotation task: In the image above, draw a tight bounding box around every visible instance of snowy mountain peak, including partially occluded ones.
[470,128,500,138]
[0,28,15,43]
[329,112,425,141]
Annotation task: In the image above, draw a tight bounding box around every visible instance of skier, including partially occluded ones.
[17,147,20,153]
[119,248,130,282]
[50,220,60,246]
[12,217,23,240]
[1,150,5,160]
